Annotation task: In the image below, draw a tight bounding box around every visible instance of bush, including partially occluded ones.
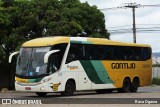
[152,78,160,85]
[152,64,160,67]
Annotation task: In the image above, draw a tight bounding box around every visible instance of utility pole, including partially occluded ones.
[101,3,160,43]
[123,3,140,43]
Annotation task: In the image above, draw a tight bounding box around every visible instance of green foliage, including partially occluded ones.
[0,0,109,65]
[0,0,110,89]
[152,78,160,85]
[152,64,160,67]
[0,45,5,61]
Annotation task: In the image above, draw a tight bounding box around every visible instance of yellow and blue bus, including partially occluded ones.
[9,36,152,96]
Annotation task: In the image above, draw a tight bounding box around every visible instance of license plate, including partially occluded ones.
[25,87,31,90]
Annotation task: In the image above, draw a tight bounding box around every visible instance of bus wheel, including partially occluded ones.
[130,78,140,92]
[96,89,113,94]
[117,78,131,93]
[35,92,47,97]
[61,80,75,96]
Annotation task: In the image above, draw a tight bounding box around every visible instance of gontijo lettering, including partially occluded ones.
[111,63,136,69]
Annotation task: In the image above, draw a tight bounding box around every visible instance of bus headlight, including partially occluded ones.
[40,86,45,90]
[40,77,52,83]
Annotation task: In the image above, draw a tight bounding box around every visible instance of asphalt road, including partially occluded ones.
[0,86,160,105]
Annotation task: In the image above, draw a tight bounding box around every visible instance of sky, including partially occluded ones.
[80,0,160,52]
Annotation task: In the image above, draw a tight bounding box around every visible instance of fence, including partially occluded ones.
[152,67,160,78]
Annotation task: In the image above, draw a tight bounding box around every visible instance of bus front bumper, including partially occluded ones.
[15,81,50,92]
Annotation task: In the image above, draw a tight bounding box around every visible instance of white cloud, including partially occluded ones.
[80,0,160,52]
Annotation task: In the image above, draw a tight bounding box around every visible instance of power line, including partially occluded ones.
[108,24,160,28]
[109,26,160,35]
[140,4,160,7]
[137,24,160,25]
[107,24,132,28]
[102,3,140,43]
[109,26,160,30]
[109,27,160,31]
[100,4,160,11]
[101,3,160,43]
[108,24,160,34]
[109,29,160,35]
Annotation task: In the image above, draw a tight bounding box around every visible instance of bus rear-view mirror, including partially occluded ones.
[44,50,60,64]
[9,51,19,63]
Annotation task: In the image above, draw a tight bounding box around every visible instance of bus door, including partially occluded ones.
[48,53,59,91]
[66,44,92,90]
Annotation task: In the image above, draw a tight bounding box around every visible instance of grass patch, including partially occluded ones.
[152,78,160,85]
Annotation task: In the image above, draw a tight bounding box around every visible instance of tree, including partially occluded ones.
[60,1,109,37]
[0,0,110,89]
[1,0,14,7]
[0,0,110,60]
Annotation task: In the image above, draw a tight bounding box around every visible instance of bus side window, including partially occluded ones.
[142,47,151,60]
[136,48,141,60]
[67,54,76,63]
[96,46,106,60]
[66,44,83,63]
[84,45,96,60]
[111,46,117,60]
[105,47,111,60]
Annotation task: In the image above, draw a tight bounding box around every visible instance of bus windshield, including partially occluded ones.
[16,47,51,78]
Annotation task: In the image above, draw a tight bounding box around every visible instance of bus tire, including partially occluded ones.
[35,92,47,97]
[130,77,139,92]
[117,78,131,93]
[61,80,75,96]
[96,89,113,94]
